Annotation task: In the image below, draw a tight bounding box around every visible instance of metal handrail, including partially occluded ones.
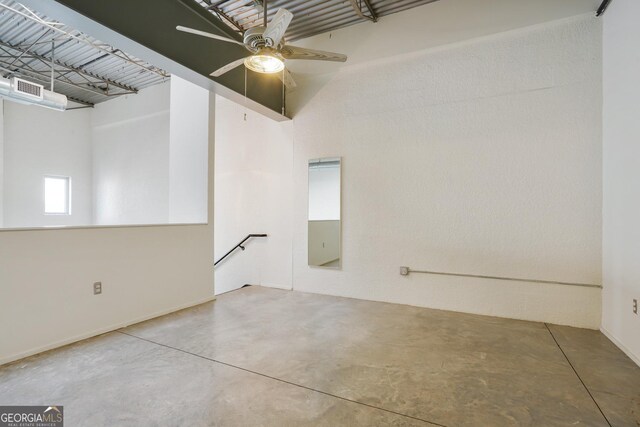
[399,267,602,289]
[214,234,267,267]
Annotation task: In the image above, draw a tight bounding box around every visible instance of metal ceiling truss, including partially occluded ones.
[0,41,138,93]
[596,0,613,16]
[348,0,377,22]
[0,2,168,77]
[0,0,169,106]
[202,0,245,34]
[194,0,438,41]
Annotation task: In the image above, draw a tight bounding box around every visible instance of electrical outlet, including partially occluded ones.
[634,299,638,315]
[93,282,102,295]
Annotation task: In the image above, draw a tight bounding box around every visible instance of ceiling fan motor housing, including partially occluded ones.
[176,5,345,87]
[243,26,284,52]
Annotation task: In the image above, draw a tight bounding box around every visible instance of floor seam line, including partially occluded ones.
[116,330,446,427]
[543,323,612,427]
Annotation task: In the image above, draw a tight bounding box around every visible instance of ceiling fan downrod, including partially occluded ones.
[263,0,268,28]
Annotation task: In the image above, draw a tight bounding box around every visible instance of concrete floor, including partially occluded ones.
[1,286,639,426]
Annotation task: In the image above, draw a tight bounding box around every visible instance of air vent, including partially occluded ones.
[0,76,67,111]
[13,77,43,100]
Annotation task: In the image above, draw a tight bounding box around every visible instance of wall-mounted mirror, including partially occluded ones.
[308,157,341,268]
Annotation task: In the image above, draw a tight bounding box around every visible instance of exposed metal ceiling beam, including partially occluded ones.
[288,16,362,41]
[0,43,137,103]
[196,0,442,43]
[5,29,51,68]
[239,0,359,34]
[210,7,245,33]
[348,0,377,22]
[202,0,245,33]
[0,40,138,93]
[285,3,360,33]
[0,2,169,79]
[361,0,377,20]
[43,0,286,117]
[596,0,613,16]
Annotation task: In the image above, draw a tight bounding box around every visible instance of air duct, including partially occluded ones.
[0,76,67,111]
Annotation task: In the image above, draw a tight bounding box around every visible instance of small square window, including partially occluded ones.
[44,176,71,215]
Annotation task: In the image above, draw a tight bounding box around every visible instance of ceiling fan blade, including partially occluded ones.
[176,25,245,47]
[277,68,297,90]
[280,45,347,62]
[210,57,247,77]
[263,8,293,47]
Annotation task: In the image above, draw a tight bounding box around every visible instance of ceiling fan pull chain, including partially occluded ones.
[244,66,248,121]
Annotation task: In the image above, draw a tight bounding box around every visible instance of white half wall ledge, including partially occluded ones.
[17,0,289,123]
[0,222,207,233]
[0,91,217,366]
[0,224,215,366]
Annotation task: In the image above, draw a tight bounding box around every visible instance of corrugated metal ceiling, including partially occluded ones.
[196,0,439,41]
[0,0,438,106]
[0,0,169,107]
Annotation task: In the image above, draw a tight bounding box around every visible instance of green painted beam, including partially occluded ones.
[54,0,283,114]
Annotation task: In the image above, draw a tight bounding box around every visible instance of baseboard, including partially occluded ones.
[600,326,640,368]
[0,295,216,366]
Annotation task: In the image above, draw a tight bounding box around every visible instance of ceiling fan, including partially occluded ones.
[176,1,347,89]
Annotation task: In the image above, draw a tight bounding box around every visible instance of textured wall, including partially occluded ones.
[214,96,294,294]
[289,15,603,328]
[602,0,640,364]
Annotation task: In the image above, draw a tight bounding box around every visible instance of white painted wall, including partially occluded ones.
[286,0,599,78]
[288,15,603,329]
[1,78,207,229]
[0,0,609,367]
[92,82,171,225]
[0,92,216,366]
[601,0,640,365]
[214,95,293,294]
[2,103,93,228]
[169,76,209,224]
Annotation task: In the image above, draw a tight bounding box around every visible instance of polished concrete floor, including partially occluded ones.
[1,286,639,426]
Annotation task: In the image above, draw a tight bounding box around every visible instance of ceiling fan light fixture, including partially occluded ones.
[178,4,347,89]
[244,52,284,74]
